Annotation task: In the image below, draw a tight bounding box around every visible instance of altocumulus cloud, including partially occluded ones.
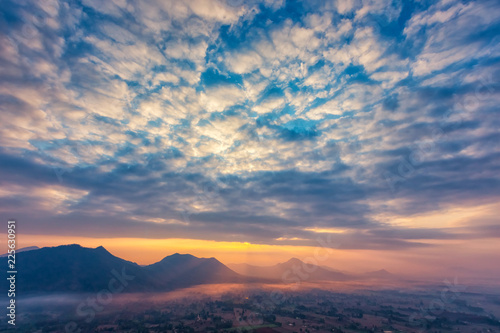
[0,0,499,249]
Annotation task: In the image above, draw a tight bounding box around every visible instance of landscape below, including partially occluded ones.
[1,245,500,332]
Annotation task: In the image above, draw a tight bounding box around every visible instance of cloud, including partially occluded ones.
[225,50,263,74]
[405,0,500,76]
[0,0,499,260]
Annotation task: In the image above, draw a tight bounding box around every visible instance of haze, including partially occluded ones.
[1,0,500,288]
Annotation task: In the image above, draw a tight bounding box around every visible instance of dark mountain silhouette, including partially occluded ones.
[2,244,150,292]
[145,253,245,289]
[229,258,350,282]
[1,245,246,293]
[3,245,397,293]
[0,246,39,257]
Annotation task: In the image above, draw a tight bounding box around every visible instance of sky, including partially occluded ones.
[0,0,499,277]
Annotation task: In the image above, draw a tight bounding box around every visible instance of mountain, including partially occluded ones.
[1,245,246,293]
[0,246,40,257]
[361,269,395,280]
[229,260,398,282]
[145,253,245,289]
[319,264,348,274]
[6,245,402,293]
[229,258,350,282]
[2,244,150,293]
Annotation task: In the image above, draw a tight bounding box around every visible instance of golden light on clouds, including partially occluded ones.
[6,231,500,280]
[14,234,322,266]
[371,201,500,229]
[304,227,347,234]
[0,184,88,214]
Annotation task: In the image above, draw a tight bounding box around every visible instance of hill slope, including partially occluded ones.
[0,246,39,257]
[145,253,245,289]
[2,244,149,292]
[1,245,245,293]
[229,258,350,282]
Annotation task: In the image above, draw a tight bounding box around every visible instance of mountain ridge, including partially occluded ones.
[0,245,40,257]
[228,258,351,282]
[0,244,258,293]
[2,244,398,294]
[229,260,396,281]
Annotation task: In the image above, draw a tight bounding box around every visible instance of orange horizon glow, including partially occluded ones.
[3,233,500,281]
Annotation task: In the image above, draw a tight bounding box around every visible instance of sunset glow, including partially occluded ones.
[1,0,500,297]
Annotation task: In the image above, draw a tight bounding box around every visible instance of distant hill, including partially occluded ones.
[145,253,246,289]
[1,245,247,293]
[2,244,150,292]
[361,269,395,280]
[229,258,350,282]
[0,246,39,257]
[229,260,399,282]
